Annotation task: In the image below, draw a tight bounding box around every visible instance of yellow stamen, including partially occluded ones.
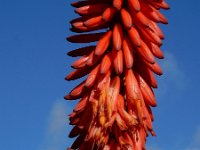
[99,116,106,126]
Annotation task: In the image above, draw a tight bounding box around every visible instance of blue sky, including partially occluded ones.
[0,0,200,150]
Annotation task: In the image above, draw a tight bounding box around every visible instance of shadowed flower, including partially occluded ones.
[65,0,169,149]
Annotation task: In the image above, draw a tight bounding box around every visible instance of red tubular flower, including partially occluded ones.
[65,0,169,149]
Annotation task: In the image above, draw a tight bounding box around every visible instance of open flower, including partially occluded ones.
[66,0,169,149]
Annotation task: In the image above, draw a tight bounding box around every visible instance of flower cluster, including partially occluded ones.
[66,0,169,149]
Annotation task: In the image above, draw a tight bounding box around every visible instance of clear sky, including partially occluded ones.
[0,0,200,150]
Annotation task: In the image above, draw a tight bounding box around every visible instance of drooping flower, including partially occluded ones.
[65,0,169,149]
